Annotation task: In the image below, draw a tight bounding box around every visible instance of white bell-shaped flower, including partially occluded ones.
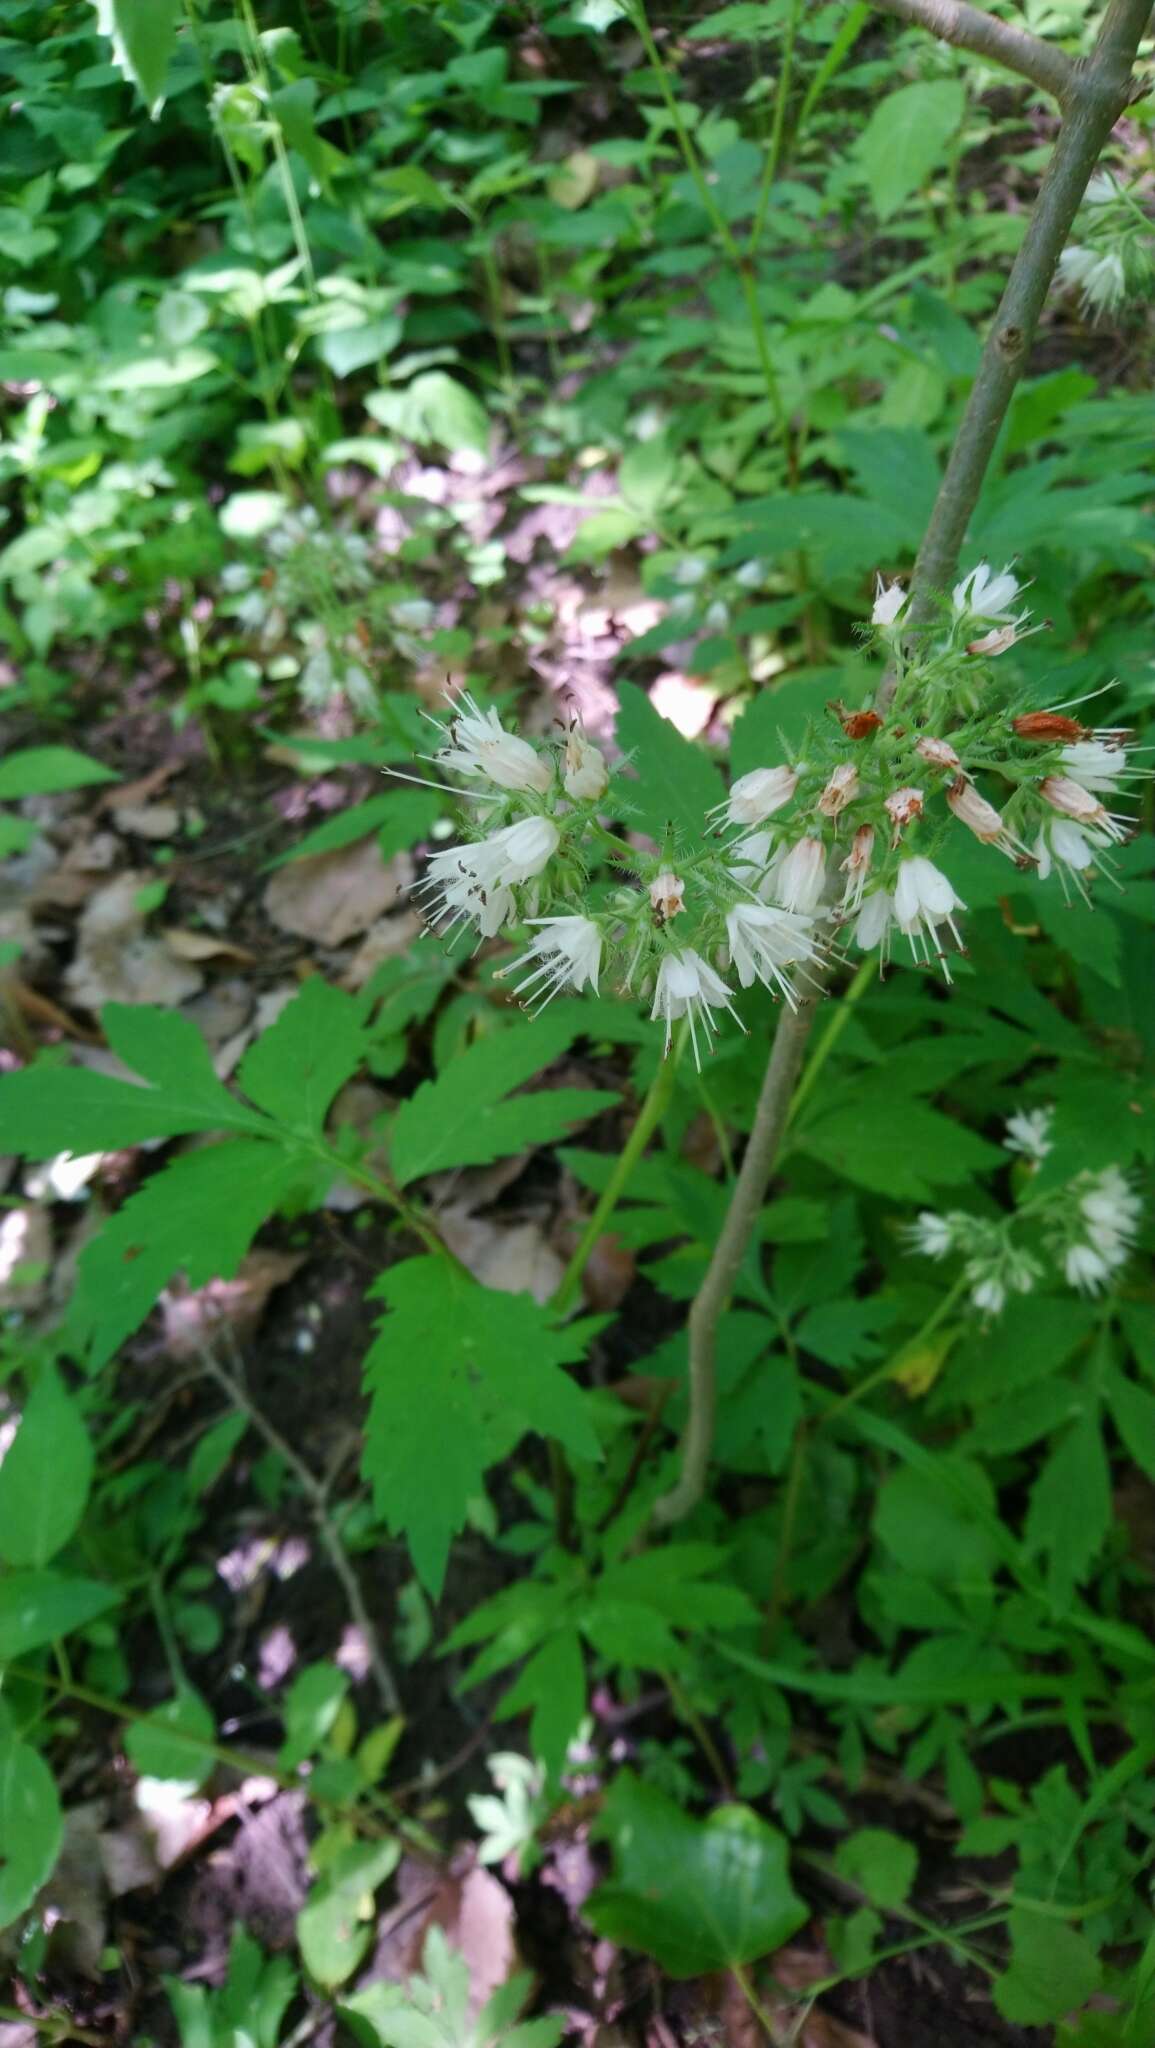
[717,764,798,829]
[509,915,602,1009]
[893,856,966,978]
[773,836,826,915]
[725,901,815,1007]
[952,562,1023,622]
[433,693,552,794]
[651,949,740,1066]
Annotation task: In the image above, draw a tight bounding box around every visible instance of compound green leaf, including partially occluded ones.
[589,1774,806,1978]
[69,1139,306,1368]
[298,1840,401,1990]
[614,682,726,843]
[1025,1413,1112,1610]
[994,1911,1101,2026]
[835,1828,917,1910]
[498,1628,585,1782]
[389,1012,615,1186]
[237,977,369,1136]
[796,1094,1003,1201]
[363,1259,599,1594]
[856,81,966,221]
[0,746,117,798]
[0,1366,94,1567]
[124,1688,216,1786]
[0,1006,267,1158]
[0,1734,62,1929]
[90,0,179,115]
[0,1572,119,1659]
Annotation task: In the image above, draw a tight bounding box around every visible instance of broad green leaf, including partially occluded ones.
[298,1840,400,1990]
[1025,1412,1112,1609]
[124,1689,216,1786]
[589,1774,806,1978]
[994,1911,1101,2026]
[0,1366,94,1567]
[363,1259,599,1594]
[185,1411,248,1497]
[389,1012,615,1187]
[279,1662,350,1771]
[237,978,368,1136]
[796,1094,1003,1200]
[874,1461,1001,1589]
[613,682,726,844]
[90,0,179,113]
[835,1829,917,1910]
[1107,1370,1155,1484]
[856,81,966,221]
[950,1295,1098,1404]
[0,1735,61,1928]
[498,1628,585,1782]
[0,746,117,798]
[0,1572,119,1658]
[272,791,438,868]
[0,1006,267,1158]
[69,1140,306,1368]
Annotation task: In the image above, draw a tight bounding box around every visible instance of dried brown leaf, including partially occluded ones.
[263,837,413,946]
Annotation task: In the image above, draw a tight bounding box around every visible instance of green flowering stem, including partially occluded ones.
[785,954,875,1129]
[653,987,823,1528]
[547,1025,687,1548]
[552,1024,687,1317]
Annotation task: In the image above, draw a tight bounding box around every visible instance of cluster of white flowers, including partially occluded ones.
[1058,169,1155,320]
[907,1107,1143,1315]
[410,560,1140,1064]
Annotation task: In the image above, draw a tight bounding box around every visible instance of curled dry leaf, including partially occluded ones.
[263,835,413,946]
[65,872,204,1010]
[162,927,256,964]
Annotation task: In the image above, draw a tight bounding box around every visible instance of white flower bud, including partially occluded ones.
[884,785,924,845]
[871,577,906,627]
[1039,775,1126,842]
[720,765,799,828]
[894,856,966,979]
[946,776,1024,860]
[915,737,962,773]
[774,837,826,915]
[563,731,609,802]
[816,762,859,818]
[952,562,1023,622]
[649,871,685,923]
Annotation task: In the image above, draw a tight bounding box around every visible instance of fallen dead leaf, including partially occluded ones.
[112,802,182,840]
[437,1212,564,1304]
[163,1247,307,1358]
[263,836,413,946]
[324,1082,393,1208]
[578,1231,634,1311]
[341,909,424,988]
[7,978,103,1043]
[163,927,256,964]
[37,1802,109,1979]
[65,872,204,1010]
[31,829,121,909]
[97,758,184,813]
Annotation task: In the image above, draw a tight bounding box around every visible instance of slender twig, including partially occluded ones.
[651,0,1151,1529]
[199,1337,401,1715]
[900,0,1152,645]
[867,0,1077,100]
[652,991,822,1527]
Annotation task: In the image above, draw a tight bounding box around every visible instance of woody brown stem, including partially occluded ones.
[654,0,1151,1528]
[868,0,1077,100]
